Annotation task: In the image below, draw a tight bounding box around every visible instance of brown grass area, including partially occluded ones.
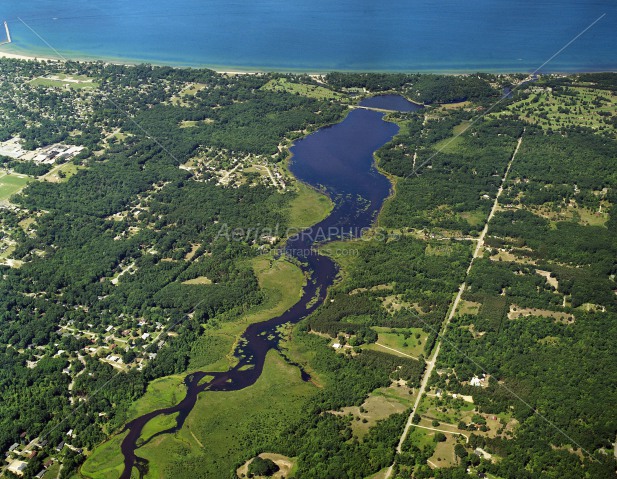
[489,249,537,265]
[508,305,574,323]
[333,382,413,439]
[429,436,459,468]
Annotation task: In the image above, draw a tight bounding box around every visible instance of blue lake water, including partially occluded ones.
[0,0,615,72]
[118,100,401,479]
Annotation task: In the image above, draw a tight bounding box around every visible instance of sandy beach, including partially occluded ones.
[0,48,262,74]
[0,51,56,62]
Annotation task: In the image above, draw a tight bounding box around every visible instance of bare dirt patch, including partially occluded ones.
[182,276,213,285]
[536,269,558,289]
[236,453,295,478]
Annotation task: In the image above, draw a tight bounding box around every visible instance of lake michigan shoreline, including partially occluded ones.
[1,46,615,75]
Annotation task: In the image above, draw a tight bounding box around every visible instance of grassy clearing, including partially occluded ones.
[406,426,435,450]
[525,203,609,228]
[135,351,315,479]
[439,101,472,110]
[507,305,574,322]
[432,134,464,154]
[418,395,475,425]
[287,181,333,230]
[43,162,84,183]
[0,172,32,201]
[457,300,481,316]
[30,76,98,89]
[460,209,486,227]
[262,78,343,100]
[366,327,427,358]
[178,119,213,128]
[237,453,296,479]
[171,83,207,106]
[429,435,459,468]
[337,383,414,438]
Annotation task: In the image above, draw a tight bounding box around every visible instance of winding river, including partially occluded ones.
[118,95,421,478]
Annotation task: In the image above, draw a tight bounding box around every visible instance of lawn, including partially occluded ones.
[0,172,32,201]
[366,326,428,359]
[261,78,344,100]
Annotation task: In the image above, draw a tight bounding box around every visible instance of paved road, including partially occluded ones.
[384,134,523,478]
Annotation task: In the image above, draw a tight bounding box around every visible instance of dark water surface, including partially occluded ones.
[118,102,405,478]
[359,94,423,112]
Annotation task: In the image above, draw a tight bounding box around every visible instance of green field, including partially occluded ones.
[43,162,85,183]
[262,78,344,100]
[0,173,32,201]
[366,327,428,359]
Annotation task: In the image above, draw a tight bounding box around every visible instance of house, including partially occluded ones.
[141,332,150,340]
[35,470,46,479]
[8,442,19,452]
[8,460,28,475]
[470,376,482,387]
[55,441,64,452]
[332,343,342,349]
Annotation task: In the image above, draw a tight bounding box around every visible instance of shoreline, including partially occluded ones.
[1,47,616,76]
